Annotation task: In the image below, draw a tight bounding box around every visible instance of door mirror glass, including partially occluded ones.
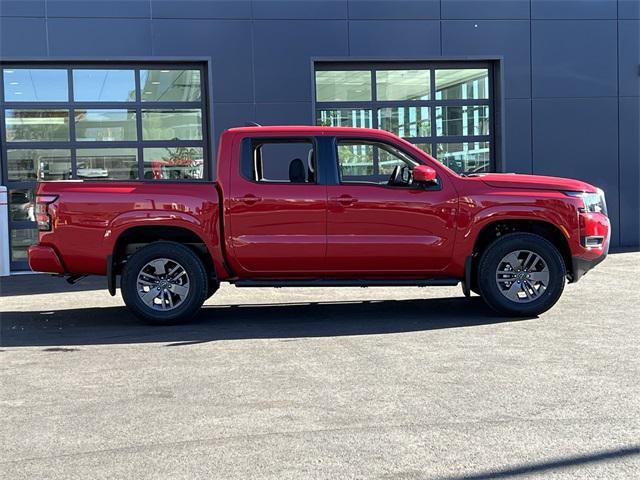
[413,165,437,184]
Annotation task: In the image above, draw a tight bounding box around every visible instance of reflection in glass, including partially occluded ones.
[5,109,69,142]
[142,109,203,140]
[337,143,374,177]
[435,142,491,174]
[7,149,71,181]
[436,105,490,137]
[9,189,35,222]
[3,69,68,102]
[73,69,136,102]
[317,109,372,128]
[141,69,201,102]
[77,148,139,180]
[315,71,372,102]
[143,147,204,180]
[378,107,430,137]
[11,229,38,262]
[414,143,432,155]
[75,109,137,141]
[435,69,489,100]
[376,70,429,100]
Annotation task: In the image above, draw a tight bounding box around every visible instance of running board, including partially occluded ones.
[233,278,459,288]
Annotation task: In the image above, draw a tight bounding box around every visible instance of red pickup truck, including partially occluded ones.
[28,126,610,324]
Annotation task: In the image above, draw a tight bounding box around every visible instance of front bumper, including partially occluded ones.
[28,245,65,274]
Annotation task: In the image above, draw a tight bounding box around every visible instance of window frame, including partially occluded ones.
[0,61,212,271]
[313,60,497,175]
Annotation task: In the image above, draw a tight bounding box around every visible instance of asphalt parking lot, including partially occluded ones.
[1,252,639,479]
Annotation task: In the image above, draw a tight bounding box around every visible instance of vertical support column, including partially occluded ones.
[0,186,11,276]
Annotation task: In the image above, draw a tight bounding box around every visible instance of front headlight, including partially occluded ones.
[564,189,608,216]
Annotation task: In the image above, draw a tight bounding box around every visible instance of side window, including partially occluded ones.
[336,140,417,185]
[243,139,316,184]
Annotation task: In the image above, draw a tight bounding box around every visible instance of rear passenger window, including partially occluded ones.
[243,139,316,184]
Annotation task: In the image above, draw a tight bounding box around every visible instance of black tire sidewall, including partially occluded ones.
[477,233,566,316]
[121,241,208,325]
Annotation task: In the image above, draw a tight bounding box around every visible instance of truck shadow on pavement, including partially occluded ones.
[1,296,535,348]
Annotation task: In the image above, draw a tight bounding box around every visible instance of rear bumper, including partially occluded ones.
[28,245,65,274]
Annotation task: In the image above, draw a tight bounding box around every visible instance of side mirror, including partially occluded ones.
[413,165,438,184]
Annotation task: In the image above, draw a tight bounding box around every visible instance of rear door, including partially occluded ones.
[227,137,327,275]
[325,138,458,274]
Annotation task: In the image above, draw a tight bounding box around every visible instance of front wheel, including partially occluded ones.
[121,241,208,325]
[477,233,566,316]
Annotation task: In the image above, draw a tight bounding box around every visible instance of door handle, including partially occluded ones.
[335,195,357,206]
[238,194,261,205]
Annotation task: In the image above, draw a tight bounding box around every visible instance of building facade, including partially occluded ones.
[0,0,638,272]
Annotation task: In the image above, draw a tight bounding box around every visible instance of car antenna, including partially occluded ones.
[244,122,262,127]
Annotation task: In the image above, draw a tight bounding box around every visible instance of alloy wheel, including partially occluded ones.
[495,249,550,303]
[136,258,190,311]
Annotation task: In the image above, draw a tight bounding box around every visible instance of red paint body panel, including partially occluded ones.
[29,126,610,283]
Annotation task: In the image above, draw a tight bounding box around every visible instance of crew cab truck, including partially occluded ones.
[28,126,610,324]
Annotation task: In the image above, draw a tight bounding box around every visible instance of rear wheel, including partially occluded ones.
[121,241,208,325]
[477,233,566,316]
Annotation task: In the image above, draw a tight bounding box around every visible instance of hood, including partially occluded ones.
[474,173,598,193]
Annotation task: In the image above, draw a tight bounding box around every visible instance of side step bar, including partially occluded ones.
[234,278,459,288]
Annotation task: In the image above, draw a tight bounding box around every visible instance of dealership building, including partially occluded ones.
[0,0,638,273]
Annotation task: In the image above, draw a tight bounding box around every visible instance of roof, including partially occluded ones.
[224,125,398,138]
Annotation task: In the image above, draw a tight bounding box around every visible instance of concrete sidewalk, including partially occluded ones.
[1,253,639,479]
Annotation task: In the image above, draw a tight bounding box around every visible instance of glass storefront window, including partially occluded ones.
[378,107,430,137]
[435,69,489,100]
[436,105,490,137]
[4,109,70,142]
[414,143,432,155]
[142,109,203,141]
[7,149,71,181]
[77,148,139,180]
[376,70,430,101]
[141,69,201,102]
[3,69,68,102]
[143,147,204,180]
[317,109,372,128]
[315,71,372,102]
[436,142,491,174]
[75,109,137,141]
[9,189,35,222]
[10,229,38,262]
[73,69,136,102]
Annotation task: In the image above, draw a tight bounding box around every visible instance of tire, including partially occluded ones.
[476,233,566,316]
[121,241,208,325]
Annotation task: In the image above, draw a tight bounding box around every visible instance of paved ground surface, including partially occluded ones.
[1,253,639,479]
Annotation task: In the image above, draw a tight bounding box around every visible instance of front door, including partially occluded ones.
[326,139,458,275]
[227,137,326,276]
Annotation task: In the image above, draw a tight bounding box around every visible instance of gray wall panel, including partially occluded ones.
[531,0,617,19]
[212,102,255,164]
[256,102,313,125]
[0,17,47,56]
[441,0,531,19]
[0,0,45,16]
[504,99,533,174]
[253,0,347,19]
[532,97,620,246]
[349,20,440,57]
[619,97,640,247]
[442,20,530,99]
[619,20,640,97]
[150,0,251,19]
[347,0,440,19]
[532,20,618,98]
[151,19,254,103]
[47,0,151,18]
[619,0,640,19]
[48,18,152,56]
[253,20,348,102]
